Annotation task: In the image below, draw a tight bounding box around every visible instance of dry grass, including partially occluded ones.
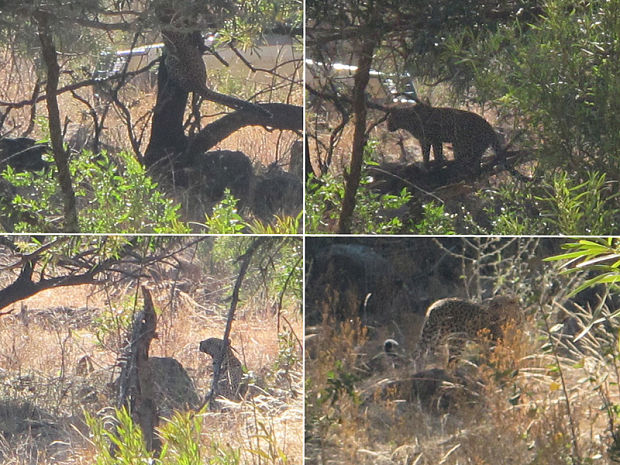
[306,297,619,465]
[0,263,303,464]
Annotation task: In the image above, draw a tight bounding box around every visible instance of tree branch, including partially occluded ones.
[0,60,159,110]
[207,237,267,407]
[186,103,302,157]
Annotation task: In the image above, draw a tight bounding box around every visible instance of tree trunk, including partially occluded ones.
[143,52,189,170]
[337,37,376,233]
[35,11,79,232]
[144,53,302,177]
[116,287,160,454]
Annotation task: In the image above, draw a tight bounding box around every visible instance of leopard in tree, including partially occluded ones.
[413,296,523,366]
[161,20,271,117]
[199,337,247,399]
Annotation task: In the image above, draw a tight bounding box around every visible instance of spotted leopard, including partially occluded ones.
[414,296,522,364]
[199,337,246,399]
[161,24,270,117]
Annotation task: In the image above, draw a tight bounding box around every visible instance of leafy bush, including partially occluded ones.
[476,170,619,235]
[305,170,412,234]
[274,330,301,377]
[545,238,620,296]
[413,201,457,235]
[306,169,461,234]
[202,190,247,234]
[203,191,302,234]
[535,171,619,234]
[451,0,619,175]
[247,213,302,234]
[1,150,188,233]
[85,407,242,465]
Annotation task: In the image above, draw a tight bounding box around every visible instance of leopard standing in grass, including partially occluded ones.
[199,337,246,399]
[413,296,522,366]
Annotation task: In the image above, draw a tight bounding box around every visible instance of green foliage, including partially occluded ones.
[304,172,343,233]
[476,171,619,235]
[318,360,360,407]
[85,407,242,465]
[535,172,619,235]
[305,360,361,439]
[305,137,460,234]
[14,235,167,272]
[158,411,204,465]
[306,169,461,234]
[451,0,620,174]
[209,67,254,100]
[206,441,241,465]
[242,237,302,312]
[544,237,620,462]
[271,238,303,303]
[476,183,541,235]
[93,300,137,349]
[305,170,412,234]
[413,201,457,235]
[201,236,301,316]
[1,150,188,233]
[437,0,620,234]
[203,191,302,235]
[203,190,246,234]
[224,0,302,43]
[248,212,302,234]
[545,238,620,297]
[85,407,152,464]
[274,330,301,375]
[75,151,187,234]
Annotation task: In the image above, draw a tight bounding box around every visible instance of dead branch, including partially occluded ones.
[0,60,159,110]
[207,237,267,407]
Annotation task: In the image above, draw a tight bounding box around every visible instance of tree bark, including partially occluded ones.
[0,259,102,312]
[337,37,376,233]
[35,10,79,232]
[143,52,189,170]
[116,287,160,454]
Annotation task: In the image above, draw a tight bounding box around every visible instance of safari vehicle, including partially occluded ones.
[305,58,418,104]
[93,32,299,93]
[93,42,164,90]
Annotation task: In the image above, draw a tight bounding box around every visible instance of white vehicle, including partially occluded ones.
[93,33,300,91]
[305,58,417,104]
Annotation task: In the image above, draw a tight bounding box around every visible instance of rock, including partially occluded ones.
[146,357,200,415]
[202,150,253,203]
[0,137,50,172]
[251,164,302,222]
[306,243,403,324]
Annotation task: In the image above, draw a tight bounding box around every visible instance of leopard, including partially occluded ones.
[199,337,246,399]
[386,102,504,175]
[161,22,270,117]
[413,295,522,365]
